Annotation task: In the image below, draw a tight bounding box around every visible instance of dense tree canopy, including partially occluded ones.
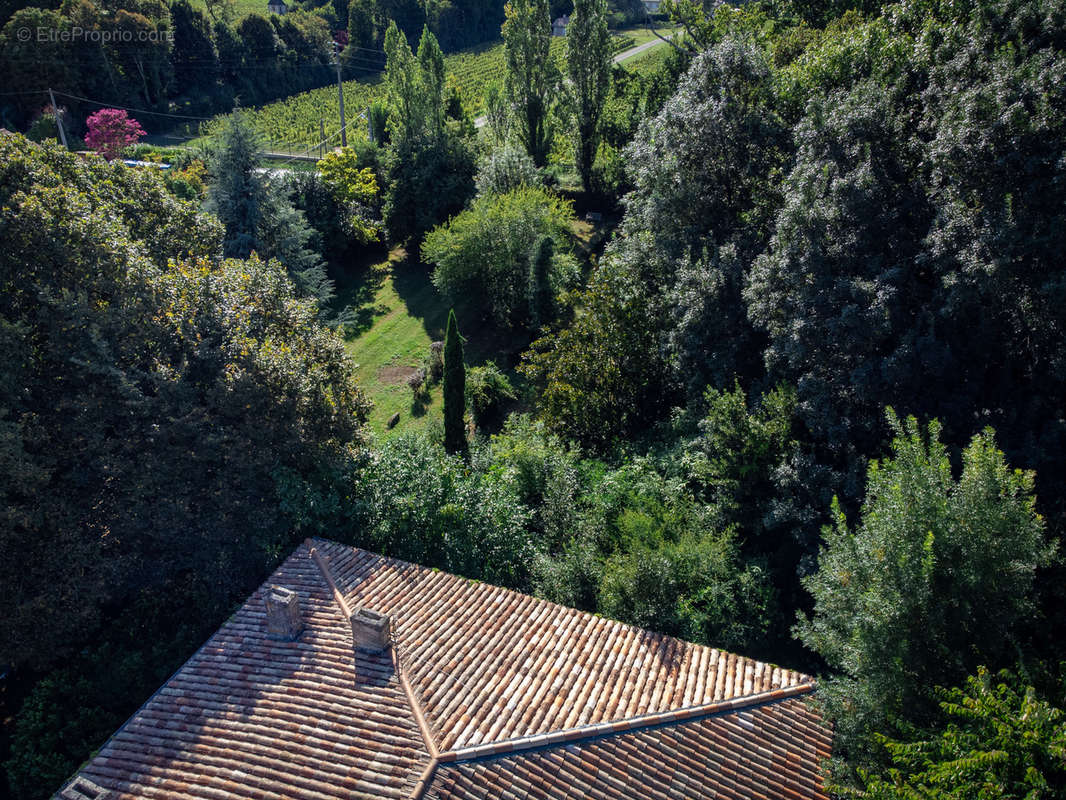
[0,133,369,673]
[796,413,1055,772]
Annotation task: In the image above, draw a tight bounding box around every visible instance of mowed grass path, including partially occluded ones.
[338,250,525,438]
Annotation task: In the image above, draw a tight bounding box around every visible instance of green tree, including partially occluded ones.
[347,0,377,54]
[443,309,467,455]
[854,667,1066,799]
[205,111,337,311]
[796,412,1056,772]
[598,527,772,653]
[382,22,475,243]
[383,21,446,144]
[528,233,554,329]
[423,186,576,329]
[205,109,266,257]
[354,433,534,587]
[0,133,369,674]
[170,0,218,96]
[520,247,672,447]
[474,141,539,196]
[502,0,556,165]
[566,0,610,192]
[316,146,381,243]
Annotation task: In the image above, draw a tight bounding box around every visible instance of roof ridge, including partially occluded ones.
[437,682,818,765]
[306,538,812,685]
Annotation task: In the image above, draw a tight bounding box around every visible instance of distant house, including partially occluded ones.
[552,14,569,35]
[54,538,832,800]
[267,0,287,13]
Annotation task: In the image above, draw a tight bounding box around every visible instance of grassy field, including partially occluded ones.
[337,249,528,438]
[190,0,273,21]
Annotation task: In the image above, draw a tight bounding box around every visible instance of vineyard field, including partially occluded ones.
[184,29,648,152]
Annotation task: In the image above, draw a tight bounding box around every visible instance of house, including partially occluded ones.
[642,0,662,12]
[267,0,287,13]
[54,538,832,800]
[552,15,569,36]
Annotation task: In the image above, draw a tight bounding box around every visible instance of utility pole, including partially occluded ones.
[334,42,347,147]
[48,88,69,149]
[319,118,325,158]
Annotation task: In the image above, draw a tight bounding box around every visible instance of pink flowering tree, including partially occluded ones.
[84,109,146,160]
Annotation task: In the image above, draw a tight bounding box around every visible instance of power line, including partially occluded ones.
[51,90,213,119]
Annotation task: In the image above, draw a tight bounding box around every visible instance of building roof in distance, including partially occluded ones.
[57,538,832,800]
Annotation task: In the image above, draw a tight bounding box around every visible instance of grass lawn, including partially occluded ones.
[336,248,529,439]
[613,24,677,50]
[190,0,270,20]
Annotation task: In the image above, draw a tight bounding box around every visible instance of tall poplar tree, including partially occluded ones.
[567,0,610,192]
[443,309,468,455]
[502,0,556,166]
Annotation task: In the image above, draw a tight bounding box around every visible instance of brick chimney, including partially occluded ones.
[264,586,303,641]
[60,776,110,800]
[350,607,391,652]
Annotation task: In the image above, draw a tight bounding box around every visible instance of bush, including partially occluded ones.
[423,185,577,329]
[466,362,517,429]
[426,340,445,383]
[475,142,540,196]
[352,434,535,588]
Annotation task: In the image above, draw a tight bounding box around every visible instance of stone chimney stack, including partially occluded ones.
[264,585,304,641]
[350,607,391,652]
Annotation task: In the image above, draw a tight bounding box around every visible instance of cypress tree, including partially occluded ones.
[443,309,467,455]
[528,234,554,328]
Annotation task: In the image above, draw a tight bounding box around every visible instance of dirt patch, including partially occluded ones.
[378,365,420,385]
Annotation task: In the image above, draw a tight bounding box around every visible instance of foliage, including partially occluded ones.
[683,383,801,555]
[852,667,1066,800]
[0,134,369,675]
[4,588,231,800]
[502,0,558,165]
[599,527,772,653]
[474,142,540,196]
[466,362,517,429]
[318,147,380,205]
[522,230,679,448]
[205,111,337,311]
[84,109,146,161]
[353,434,534,586]
[566,0,611,192]
[383,131,476,244]
[526,447,775,653]
[24,109,65,144]
[162,159,209,200]
[423,186,576,329]
[384,22,447,144]
[796,413,1056,772]
[443,309,467,455]
[316,146,381,244]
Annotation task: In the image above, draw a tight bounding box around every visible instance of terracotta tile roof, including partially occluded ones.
[58,538,831,800]
[428,693,832,800]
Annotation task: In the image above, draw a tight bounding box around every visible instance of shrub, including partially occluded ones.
[466,362,517,429]
[426,340,445,383]
[423,186,577,329]
[407,367,426,395]
[475,142,539,196]
[84,108,146,160]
